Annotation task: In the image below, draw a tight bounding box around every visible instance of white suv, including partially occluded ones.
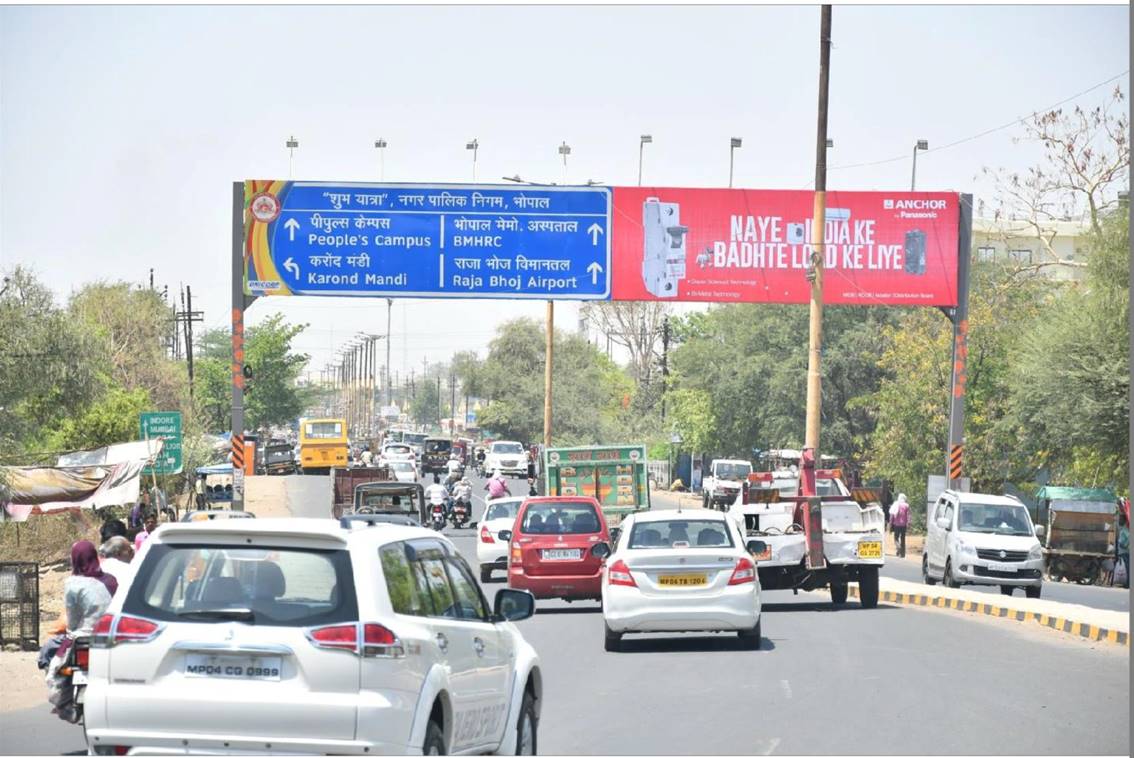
[85,517,543,755]
[485,442,529,478]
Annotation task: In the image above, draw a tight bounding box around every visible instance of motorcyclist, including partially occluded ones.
[484,471,511,500]
[453,477,473,506]
[475,447,486,474]
[425,474,450,519]
[445,453,463,486]
[360,447,373,467]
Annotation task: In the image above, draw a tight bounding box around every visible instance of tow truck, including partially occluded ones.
[726,461,884,607]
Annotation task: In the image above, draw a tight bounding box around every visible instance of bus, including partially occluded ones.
[298,417,349,475]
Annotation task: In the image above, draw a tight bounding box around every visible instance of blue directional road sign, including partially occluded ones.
[245,182,612,300]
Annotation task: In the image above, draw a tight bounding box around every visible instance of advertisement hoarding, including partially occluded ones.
[610,188,960,306]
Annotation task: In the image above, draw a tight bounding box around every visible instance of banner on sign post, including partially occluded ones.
[609,188,960,306]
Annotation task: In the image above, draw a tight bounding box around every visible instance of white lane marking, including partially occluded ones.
[759,737,781,755]
[779,679,792,699]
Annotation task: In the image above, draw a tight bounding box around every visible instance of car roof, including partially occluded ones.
[946,490,1024,506]
[151,517,444,547]
[628,509,728,524]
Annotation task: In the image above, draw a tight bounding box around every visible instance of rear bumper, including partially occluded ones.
[508,569,602,599]
[477,544,508,567]
[604,587,760,633]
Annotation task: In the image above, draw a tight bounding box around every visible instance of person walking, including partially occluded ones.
[890,493,910,558]
[1117,509,1129,589]
[194,473,207,510]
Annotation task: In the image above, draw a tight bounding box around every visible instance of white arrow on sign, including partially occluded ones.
[587,261,603,285]
[587,223,604,245]
[284,218,300,241]
[283,257,300,279]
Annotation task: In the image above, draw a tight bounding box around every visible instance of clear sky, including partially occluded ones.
[1,3,1128,384]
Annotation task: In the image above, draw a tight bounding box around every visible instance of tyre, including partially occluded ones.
[480,565,493,583]
[423,719,446,756]
[923,554,937,585]
[1025,584,1042,599]
[738,618,762,650]
[1000,585,1014,596]
[830,580,848,605]
[858,566,880,609]
[604,623,622,652]
[514,689,538,755]
[702,492,709,510]
[943,559,959,588]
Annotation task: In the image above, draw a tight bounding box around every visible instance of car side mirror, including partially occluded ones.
[746,539,770,560]
[591,543,611,560]
[493,588,535,622]
[498,529,512,542]
[1034,524,1045,539]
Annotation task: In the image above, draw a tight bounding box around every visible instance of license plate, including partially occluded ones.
[71,670,87,685]
[658,573,708,587]
[988,562,1017,573]
[856,541,883,559]
[184,654,282,681]
[542,548,581,561]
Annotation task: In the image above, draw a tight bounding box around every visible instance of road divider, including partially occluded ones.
[851,578,1129,647]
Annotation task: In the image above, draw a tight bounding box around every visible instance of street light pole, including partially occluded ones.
[729,137,742,188]
[911,139,929,191]
[638,134,652,186]
[558,141,571,184]
[386,298,393,407]
[286,136,299,179]
[375,138,387,181]
[466,139,479,182]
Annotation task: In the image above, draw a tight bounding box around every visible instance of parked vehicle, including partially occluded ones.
[600,510,765,652]
[477,497,524,582]
[502,496,610,601]
[1033,486,1118,585]
[924,490,1044,596]
[84,518,542,755]
[702,459,753,511]
[542,444,651,528]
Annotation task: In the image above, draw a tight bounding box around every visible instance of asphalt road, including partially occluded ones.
[4,470,1127,755]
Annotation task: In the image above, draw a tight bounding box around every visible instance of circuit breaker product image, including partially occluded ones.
[904,229,927,275]
[642,197,689,298]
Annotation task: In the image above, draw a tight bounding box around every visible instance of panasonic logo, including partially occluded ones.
[884,199,947,210]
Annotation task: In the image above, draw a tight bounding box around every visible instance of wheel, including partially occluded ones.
[514,689,538,755]
[923,554,938,585]
[943,559,960,588]
[480,565,493,583]
[738,618,762,650]
[858,566,880,609]
[1000,585,1014,596]
[702,492,709,510]
[830,580,848,605]
[1025,584,1042,599]
[423,719,446,755]
[604,623,622,652]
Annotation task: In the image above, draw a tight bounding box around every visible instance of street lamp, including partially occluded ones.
[729,137,742,188]
[466,138,479,181]
[638,134,652,186]
[558,141,571,183]
[826,138,834,148]
[911,139,929,191]
[286,135,299,179]
[374,138,387,181]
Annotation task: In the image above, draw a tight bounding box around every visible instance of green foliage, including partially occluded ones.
[45,386,152,451]
[411,375,441,426]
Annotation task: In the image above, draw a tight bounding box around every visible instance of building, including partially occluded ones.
[971,217,1091,282]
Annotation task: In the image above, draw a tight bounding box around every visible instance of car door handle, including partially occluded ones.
[435,633,449,653]
[472,637,485,656]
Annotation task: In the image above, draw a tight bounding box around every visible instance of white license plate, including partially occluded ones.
[987,562,1018,573]
[184,654,282,681]
[542,548,581,561]
[71,669,87,685]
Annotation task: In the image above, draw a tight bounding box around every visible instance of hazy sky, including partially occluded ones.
[1,4,1128,383]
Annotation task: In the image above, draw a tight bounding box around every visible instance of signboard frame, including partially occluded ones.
[140,411,183,475]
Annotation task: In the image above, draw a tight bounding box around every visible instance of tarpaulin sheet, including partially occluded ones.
[57,439,162,468]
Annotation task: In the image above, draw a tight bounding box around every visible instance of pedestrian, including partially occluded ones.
[128,491,148,530]
[194,473,207,510]
[134,510,160,551]
[890,493,910,558]
[98,536,135,586]
[527,478,539,497]
[99,518,128,544]
[1117,509,1129,589]
[526,448,536,480]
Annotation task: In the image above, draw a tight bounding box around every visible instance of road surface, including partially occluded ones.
[3,470,1126,755]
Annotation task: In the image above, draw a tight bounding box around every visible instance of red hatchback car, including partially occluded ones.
[504,496,610,601]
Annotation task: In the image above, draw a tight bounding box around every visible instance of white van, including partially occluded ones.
[924,490,1044,598]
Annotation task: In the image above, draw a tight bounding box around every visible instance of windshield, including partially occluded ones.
[629,520,734,549]
[520,502,600,535]
[359,493,416,512]
[773,477,848,497]
[389,461,414,472]
[959,503,1033,536]
[485,500,522,521]
[404,433,427,446]
[425,439,451,453]
[715,463,751,480]
[304,422,343,439]
[384,445,411,456]
[266,449,292,462]
[492,442,525,455]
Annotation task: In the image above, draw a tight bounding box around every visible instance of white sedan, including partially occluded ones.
[379,443,415,466]
[386,460,417,483]
[477,496,524,582]
[600,509,765,652]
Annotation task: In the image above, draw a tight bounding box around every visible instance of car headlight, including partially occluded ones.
[1028,544,1043,560]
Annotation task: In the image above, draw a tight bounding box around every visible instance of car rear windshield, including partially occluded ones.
[304,422,343,439]
[385,445,411,455]
[520,502,601,535]
[266,449,292,462]
[492,442,524,455]
[425,440,451,453]
[124,544,357,626]
[629,520,734,549]
[485,500,522,521]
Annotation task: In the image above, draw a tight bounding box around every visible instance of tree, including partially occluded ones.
[410,374,441,427]
[45,386,152,452]
[579,301,671,389]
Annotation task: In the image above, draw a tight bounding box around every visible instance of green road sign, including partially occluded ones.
[141,411,183,475]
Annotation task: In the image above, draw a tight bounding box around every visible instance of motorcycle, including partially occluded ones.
[44,633,90,724]
[429,504,446,531]
[449,499,470,529]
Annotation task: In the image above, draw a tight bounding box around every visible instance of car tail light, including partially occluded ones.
[74,645,90,670]
[728,557,756,585]
[92,614,162,647]
[307,623,359,652]
[362,623,404,658]
[607,560,637,587]
[480,526,495,544]
[111,747,130,756]
[92,614,114,647]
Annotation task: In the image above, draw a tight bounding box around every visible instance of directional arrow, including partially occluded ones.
[587,223,604,245]
[283,257,300,279]
[587,261,603,285]
[284,218,300,241]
